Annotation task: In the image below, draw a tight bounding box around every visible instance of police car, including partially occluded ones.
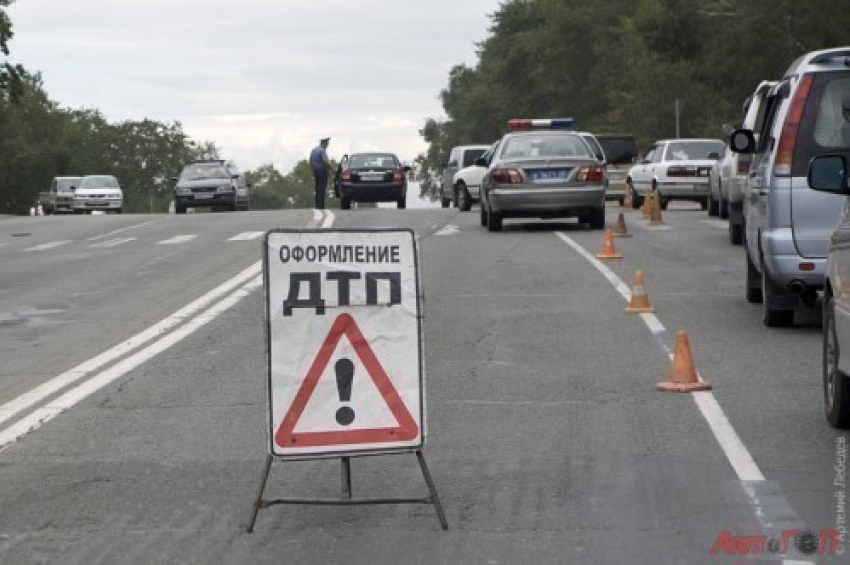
[478,118,607,232]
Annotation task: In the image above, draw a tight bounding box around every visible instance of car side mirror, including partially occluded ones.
[729,129,756,154]
[707,152,721,160]
[808,154,849,194]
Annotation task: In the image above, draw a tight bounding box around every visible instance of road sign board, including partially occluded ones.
[264,229,424,458]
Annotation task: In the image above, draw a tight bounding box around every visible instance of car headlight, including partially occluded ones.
[176,187,191,196]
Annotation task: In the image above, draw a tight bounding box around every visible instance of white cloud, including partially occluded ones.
[7,0,499,173]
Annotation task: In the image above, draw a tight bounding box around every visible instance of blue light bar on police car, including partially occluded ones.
[508,118,575,131]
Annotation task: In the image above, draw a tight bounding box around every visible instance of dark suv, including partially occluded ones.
[173,160,250,214]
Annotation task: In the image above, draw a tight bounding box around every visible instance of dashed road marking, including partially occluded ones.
[23,241,71,252]
[228,231,265,241]
[435,225,459,236]
[157,235,198,245]
[90,237,136,248]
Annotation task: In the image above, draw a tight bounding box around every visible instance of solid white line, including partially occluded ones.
[158,235,197,245]
[0,277,263,450]
[555,231,766,482]
[228,231,265,241]
[87,220,159,241]
[0,261,262,429]
[23,241,71,252]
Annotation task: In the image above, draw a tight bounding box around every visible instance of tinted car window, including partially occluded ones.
[79,176,119,188]
[462,149,486,168]
[500,134,591,159]
[597,136,638,164]
[56,178,79,191]
[180,163,228,180]
[795,72,850,176]
[349,154,398,169]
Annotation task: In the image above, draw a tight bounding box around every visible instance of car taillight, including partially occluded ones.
[575,165,604,182]
[341,170,351,181]
[491,168,523,184]
[775,73,814,176]
[392,169,404,182]
[737,155,751,175]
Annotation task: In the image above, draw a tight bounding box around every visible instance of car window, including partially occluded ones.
[79,176,118,188]
[500,134,591,159]
[642,148,656,163]
[461,149,486,168]
[350,154,398,169]
[663,141,725,161]
[180,163,228,180]
[581,135,605,162]
[56,178,79,192]
[597,136,638,164]
[756,87,787,154]
[794,71,850,176]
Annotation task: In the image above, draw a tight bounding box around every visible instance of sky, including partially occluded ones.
[6,0,501,174]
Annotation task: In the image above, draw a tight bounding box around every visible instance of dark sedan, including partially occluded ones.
[333,152,410,210]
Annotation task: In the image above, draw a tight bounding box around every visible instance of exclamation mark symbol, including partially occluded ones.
[335,358,355,426]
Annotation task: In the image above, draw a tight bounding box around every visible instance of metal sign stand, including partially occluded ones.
[246,450,448,532]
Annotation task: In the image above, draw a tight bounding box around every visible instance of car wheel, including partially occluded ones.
[440,190,450,208]
[761,263,794,327]
[729,220,743,245]
[457,182,472,212]
[397,192,406,209]
[824,296,850,428]
[479,199,487,226]
[115,209,122,214]
[699,198,707,211]
[341,195,352,210]
[719,195,729,219]
[707,190,719,216]
[627,180,643,208]
[176,204,186,214]
[658,195,669,210]
[745,250,762,303]
[589,206,605,230]
[486,204,502,232]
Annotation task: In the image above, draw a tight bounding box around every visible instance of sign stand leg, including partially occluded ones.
[341,457,352,499]
[245,450,448,532]
[246,454,273,533]
[416,450,448,530]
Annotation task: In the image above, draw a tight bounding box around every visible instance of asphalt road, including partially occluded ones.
[0,203,847,564]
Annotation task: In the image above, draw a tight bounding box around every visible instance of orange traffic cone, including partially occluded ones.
[656,331,712,392]
[613,212,632,237]
[596,228,623,259]
[641,192,653,219]
[649,198,665,226]
[622,184,635,211]
[625,270,654,313]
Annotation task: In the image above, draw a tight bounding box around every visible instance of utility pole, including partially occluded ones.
[675,98,681,138]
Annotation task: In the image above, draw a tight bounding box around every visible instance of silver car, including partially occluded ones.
[478,119,606,232]
[730,47,850,326]
[806,155,850,428]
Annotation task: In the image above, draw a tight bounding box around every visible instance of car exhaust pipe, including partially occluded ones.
[788,280,807,295]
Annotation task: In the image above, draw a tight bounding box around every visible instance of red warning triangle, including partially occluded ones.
[275,313,419,449]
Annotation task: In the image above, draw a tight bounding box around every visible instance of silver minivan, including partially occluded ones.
[730,47,850,327]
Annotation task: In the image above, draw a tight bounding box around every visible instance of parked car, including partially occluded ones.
[440,145,490,208]
[805,155,850,427]
[706,133,733,219]
[627,138,724,209]
[730,46,850,327]
[334,152,410,210]
[72,175,123,214]
[725,81,777,245]
[451,142,498,212]
[596,134,639,205]
[479,118,606,232]
[173,159,249,214]
[39,176,81,215]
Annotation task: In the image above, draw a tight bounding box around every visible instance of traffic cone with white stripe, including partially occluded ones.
[622,184,635,211]
[596,228,622,259]
[625,270,653,314]
[613,212,632,237]
[656,331,713,392]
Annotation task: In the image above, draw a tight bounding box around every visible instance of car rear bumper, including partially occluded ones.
[341,183,404,202]
[488,187,605,213]
[657,180,708,198]
[176,194,236,208]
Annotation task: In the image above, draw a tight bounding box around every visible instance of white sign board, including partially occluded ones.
[264,229,424,458]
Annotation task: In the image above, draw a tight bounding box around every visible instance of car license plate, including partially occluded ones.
[195,193,213,199]
[361,174,384,182]
[529,169,568,181]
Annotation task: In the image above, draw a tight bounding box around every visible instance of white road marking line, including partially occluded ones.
[322,210,335,228]
[555,231,765,481]
[435,225,459,236]
[87,220,159,241]
[157,235,197,245]
[0,261,263,431]
[90,237,136,248]
[0,276,263,451]
[228,231,265,241]
[23,241,71,252]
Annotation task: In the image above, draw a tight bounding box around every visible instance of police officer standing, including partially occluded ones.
[309,137,332,209]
